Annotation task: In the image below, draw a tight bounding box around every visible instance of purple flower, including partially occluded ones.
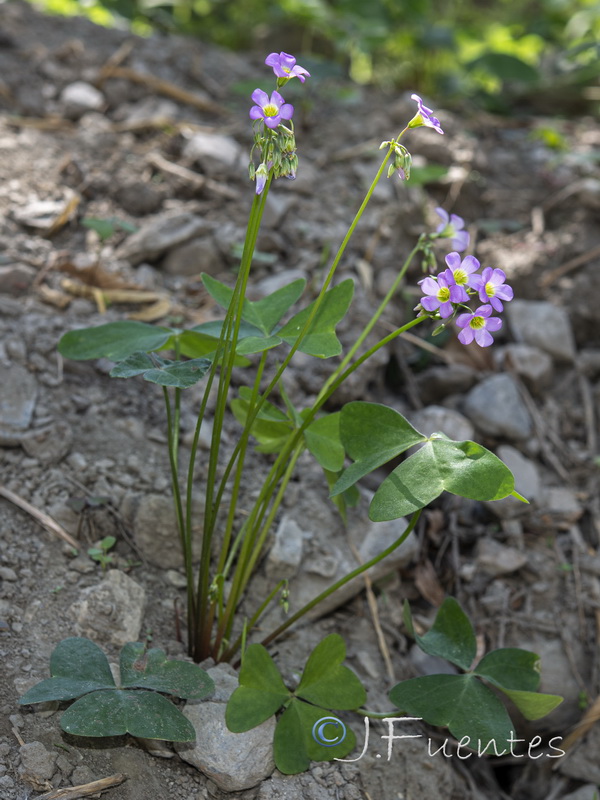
[435,207,470,252]
[472,267,514,312]
[420,273,468,318]
[255,162,269,195]
[249,88,294,130]
[443,252,480,290]
[456,305,502,347]
[409,94,444,135]
[265,52,310,83]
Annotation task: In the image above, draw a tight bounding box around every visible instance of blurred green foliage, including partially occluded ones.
[30,0,599,110]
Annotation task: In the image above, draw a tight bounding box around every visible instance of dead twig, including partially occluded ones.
[0,485,79,550]
[539,242,600,289]
[560,694,600,753]
[147,151,238,200]
[96,65,227,116]
[33,773,127,799]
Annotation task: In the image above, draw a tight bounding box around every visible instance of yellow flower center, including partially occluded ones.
[485,281,496,297]
[470,316,485,330]
[454,269,468,285]
[282,66,291,74]
[437,287,450,302]
[263,104,278,117]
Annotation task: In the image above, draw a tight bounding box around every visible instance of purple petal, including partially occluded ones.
[435,207,449,224]
[290,66,310,82]
[439,301,454,318]
[249,106,264,120]
[489,268,506,285]
[449,284,468,303]
[264,115,281,129]
[461,255,480,274]
[475,304,493,317]
[489,297,503,312]
[456,313,473,329]
[449,214,464,231]
[474,329,494,347]
[458,327,475,345]
[279,103,294,120]
[486,317,503,332]
[452,231,470,252]
[271,90,285,107]
[495,285,514,301]
[251,88,269,105]
[445,252,461,271]
[422,296,441,312]
[420,277,439,295]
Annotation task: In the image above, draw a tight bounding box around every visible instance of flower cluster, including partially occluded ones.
[248,52,310,195]
[418,252,514,347]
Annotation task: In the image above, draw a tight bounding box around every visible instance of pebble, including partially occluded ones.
[116,210,208,266]
[408,405,474,442]
[60,81,105,119]
[182,131,242,171]
[414,363,478,404]
[463,373,532,440]
[541,486,583,524]
[0,364,37,430]
[475,538,528,577]
[19,740,57,782]
[0,263,36,295]
[505,300,576,363]
[163,235,223,277]
[0,567,18,581]
[494,343,553,394]
[265,515,306,579]
[486,444,541,518]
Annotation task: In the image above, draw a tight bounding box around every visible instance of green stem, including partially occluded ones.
[257,509,422,650]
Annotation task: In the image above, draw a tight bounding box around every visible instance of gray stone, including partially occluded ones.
[115,181,164,216]
[414,363,478,404]
[560,784,600,800]
[0,364,37,431]
[542,487,583,524]
[463,373,532,440]
[183,132,242,171]
[69,569,146,646]
[22,421,73,464]
[0,263,36,295]
[177,702,275,791]
[162,235,223,277]
[266,515,306,579]
[19,741,57,783]
[408,405,474,442]
[559,725,600,783]
[116,211,207,265]
[475,538,528,577]
[577,348,600,379]
[506,300,576,363]
[495,343,553,394]
[60,81,105,119]
[123,492,203,568]
[487,445,541,518]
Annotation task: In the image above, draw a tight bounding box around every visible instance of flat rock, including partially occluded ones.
[265,514,306,579]
[0,263,36,295]
[19,741,57,784]
[162,235,223,276]
[69,569,146,647]
[177,702,275,791]
[494,343,553,394]
[541,486,583,524]
[505,300,576,363]
[0,364,37,431]
[408,405,474,442]
[60,81,105,119]
[21,421,73,464]
[475,538,528,576]
[414,363,478,404]
[486,444,541,518]
[116,210,208,265]
[463,373,532,440]
[183,131,242,172]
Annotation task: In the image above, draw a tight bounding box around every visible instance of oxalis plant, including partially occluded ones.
[46,51,563,760]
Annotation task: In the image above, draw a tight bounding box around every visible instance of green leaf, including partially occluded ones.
[274,701,356,774]
[225,644,290,733]
[19,637,115,704]
[467,52,540,84]
[389,674,516,747]
[59,689,195,740]
[58,322,173,362]
[119,643,214,700]
[332,403,426,497]
[110,352,211,388]
[296,634,366,710]
[323,468,360,525]
[370,437,515,521]
[202,274,306,335]
[474,648,540,692]
[231,387,294,454]
[184,321,273,361]
[304,413,344,472]
[404,598,476,671]
[277,279,354,358]
[493,688,564,721]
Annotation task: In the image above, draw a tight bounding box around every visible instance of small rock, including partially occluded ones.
[463,373,532,440]
[69,569,146,646]
[183,132,242,172]
[495,344,553,394]
[506,300,576,363]
[0,364,37,431]
[60,81,105,119]
[577,348,600,379]
[560,784,600,800]
[541,487,583,524]
[166,569,187,589]
[116,211,208,266]
[408,405,474,442]
[486,445,541,518]
[21,421,73,464]
[475,538,528,577]
[177,702,275,791]
[265,515,305,579]
[414,364,478,404]
[0,263,36,295]
[0,566,18,581]
[162,235,223,277]
[19,741,57,783]
[115,181,164,217]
